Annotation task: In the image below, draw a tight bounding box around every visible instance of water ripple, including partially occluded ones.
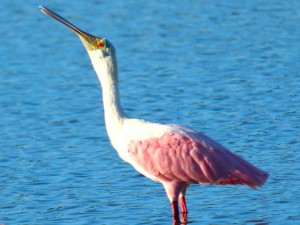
[1,0,300,224]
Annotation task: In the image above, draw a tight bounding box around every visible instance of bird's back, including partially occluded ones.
[128,123,269,188]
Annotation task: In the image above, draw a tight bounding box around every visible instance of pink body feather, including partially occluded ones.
[129,124,268,190]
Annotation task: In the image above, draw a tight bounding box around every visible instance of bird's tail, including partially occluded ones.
[218,154,269,189]
[230,167,269,189]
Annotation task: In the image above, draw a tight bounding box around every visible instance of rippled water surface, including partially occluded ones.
[1,1,300,224]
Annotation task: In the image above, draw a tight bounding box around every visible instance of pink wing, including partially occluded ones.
[128,124,268,189]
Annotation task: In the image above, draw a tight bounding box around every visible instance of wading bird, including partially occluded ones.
[39,6,268,223]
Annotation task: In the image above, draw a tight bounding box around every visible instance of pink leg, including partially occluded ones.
[162,181,183,223]
[180,196,188,222]
[163,182,190,223]
[179,184,189,222]
[171,200,180,223]
[180,196,188,213]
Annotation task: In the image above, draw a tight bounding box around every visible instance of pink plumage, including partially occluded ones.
[128,124,268,221]
[129,124,268,188]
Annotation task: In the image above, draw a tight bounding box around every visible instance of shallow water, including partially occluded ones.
[1,1,300,224]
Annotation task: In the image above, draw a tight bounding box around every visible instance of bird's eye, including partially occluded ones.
[95,39,106,49]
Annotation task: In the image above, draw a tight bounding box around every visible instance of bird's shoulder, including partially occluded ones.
[113,118,171,162]
[121,119,207,144]
[121,118,170,140]
[125,121,227,156]
[116,118,226,164]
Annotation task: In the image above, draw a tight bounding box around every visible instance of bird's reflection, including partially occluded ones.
[246,218,269,225]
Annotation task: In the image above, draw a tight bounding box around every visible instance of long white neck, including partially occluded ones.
[88,51,127,144]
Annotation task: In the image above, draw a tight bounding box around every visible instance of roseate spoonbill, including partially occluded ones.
[39,6,269,223]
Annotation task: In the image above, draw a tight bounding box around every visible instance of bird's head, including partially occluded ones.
[39,6,116,65]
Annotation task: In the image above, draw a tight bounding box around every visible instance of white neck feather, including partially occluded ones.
[88,51,127,143]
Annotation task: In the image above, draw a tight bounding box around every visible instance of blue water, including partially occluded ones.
[1,1,300,224]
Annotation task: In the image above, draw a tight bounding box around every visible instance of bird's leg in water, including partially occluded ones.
[171,201,180,222]
[180,196,188,222]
